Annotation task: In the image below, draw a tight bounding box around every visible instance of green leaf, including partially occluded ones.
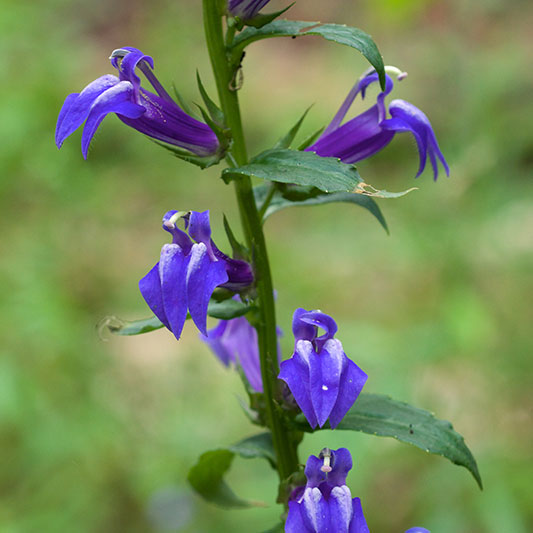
[223,214,249,260]
[100,315,164,336]
[273,106,313,150]
[290,393,482,489]
[207,298,254,320]
[231,20,385,90]
[102,300,253,337]
[196,71,225,125]
[172,84,197,117]
[241,3,295,29]
[228,432,276,468]
[296,127,325,151]
[151,140,221,169]
[253,184,388,233]
[223,149,363,193]
[187,449,253,508]
[188,434,275,509]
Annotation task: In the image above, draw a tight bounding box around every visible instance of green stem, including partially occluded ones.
[202,0,299,485]
[257,182,277,221]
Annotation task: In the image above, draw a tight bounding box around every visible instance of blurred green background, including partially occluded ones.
[1,0,532,531]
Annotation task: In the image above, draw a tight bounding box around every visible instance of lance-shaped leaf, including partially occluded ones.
[273,106,312,150]
[223,149,363,193]
[102,299,254,337]
[231,20,386,90]
[196,72,225,126]
[233,3,295,30]
[188,433,275,509]
[101,315,165,336]
[224,149,414,199]
[207,297,254,320]
[289,393,483,489]
[152,140,222,169]
[253,184,388,232]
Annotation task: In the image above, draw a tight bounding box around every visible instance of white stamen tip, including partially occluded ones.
[384,65,408,81]
[320,449,332,473]
[322,385,329,391]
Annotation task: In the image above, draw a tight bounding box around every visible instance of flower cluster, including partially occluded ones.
[139,210,253,340]
[55,16,449,530]
[306,68,449,180]
[287,448,369,533]
[279,309,368,429]
[56,47,220,159]
[290,448,431,533]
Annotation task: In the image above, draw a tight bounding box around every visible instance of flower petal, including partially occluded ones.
[188,211,213,248]
[329,485,354,533]
[138,262,169,330]
[212,245,254,290]
[229,318,263,393]
[292,308,319,343]
[186,243,228,335]
[303,455,327,488]
[327,448,353,488]
[162,210,193,252]
[308,104,395,164]
[301,488,330,533]
[328,341,368,429]
[118,89,219,156]
[200,320,233,367]
[299,310,338,350]
[382,99,449,180]
[279,340,318,428]
[228,0,271,19]
[349,498,370,533]
[159,243,190,340]
[81,81,145,159]
[286,501,313,533]
[322,72,393,136]
[112,47,154,99]
[55,74,120,148]
[309,342,343,428]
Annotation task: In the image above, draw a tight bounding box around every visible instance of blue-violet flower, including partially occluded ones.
[286,447,369,533]
[305,67,449,180]
[139,210,253,340]
[56,47,220,159]
[278,309,367,429]
[200,310,281,393]
[228,0,271,19]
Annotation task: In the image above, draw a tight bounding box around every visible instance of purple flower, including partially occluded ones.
[278,309,367,429]
[405,529,430,533]
[286,448,369,533]
[228,0,271,19]
[200,311,282,393]
[139,210,253,340]
[56,47,220,159]
[305,67,449,181]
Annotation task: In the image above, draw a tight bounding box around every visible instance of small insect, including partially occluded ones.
[409,423,414,435]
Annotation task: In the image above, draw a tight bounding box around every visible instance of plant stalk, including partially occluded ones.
[202,0,299,485]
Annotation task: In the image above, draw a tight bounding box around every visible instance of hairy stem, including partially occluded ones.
[202,0,299,485]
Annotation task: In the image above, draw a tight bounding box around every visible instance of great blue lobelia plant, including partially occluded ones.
[56,1,481,530]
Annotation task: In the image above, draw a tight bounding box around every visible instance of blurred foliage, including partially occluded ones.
[1,0,532,531]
